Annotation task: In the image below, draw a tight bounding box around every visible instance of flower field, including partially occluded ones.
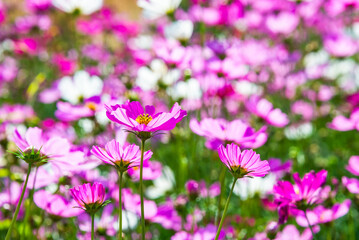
[0,0,359,239]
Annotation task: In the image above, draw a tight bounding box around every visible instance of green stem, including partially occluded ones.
[304,210,316,240]
[215,165,226,226]
[91,213,95,240]
[5,165,32,240]
[118,171,123,240]
[22,166,38,240]
[140,139,146,240]
[215,178,237,240]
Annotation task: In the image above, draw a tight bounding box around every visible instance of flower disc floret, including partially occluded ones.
[136,113,153,125]
[105,101,187,139]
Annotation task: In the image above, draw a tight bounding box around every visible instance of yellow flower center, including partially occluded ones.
[231,166,249,178]
[135,114,153,125]
[115,159,131,172]
[86,102,97,111]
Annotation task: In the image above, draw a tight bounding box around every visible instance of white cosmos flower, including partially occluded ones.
[233,174,277,200]
[146,166,175,199]
[164,20,194,41]
[234,80,262,96]
[137,0,182,19]
[324,59,356,80]
[78,119,94,133]
[284,122,313,140]
[167,78,202,100]
[136,59,180,91]
[121,210,138,230]
[58,70,103,104]
[52,0,103,15]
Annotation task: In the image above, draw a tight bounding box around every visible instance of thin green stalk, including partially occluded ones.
[215,178,237,240]
[5,165,32,240]
[139,139,146,240]
[22,166,38,240]
[118,171,123,240]
[304,210,316,240]
[215,165,226,226]
[91,213,95,240]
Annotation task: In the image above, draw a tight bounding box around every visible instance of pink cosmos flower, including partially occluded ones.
[13,127,70,163]
[274,170,328,207]
[291,101,314,121]
[273,170,327,223]
[119,188,158,220]
[246,96,289,127]
[185,180,200,196]
[0,104,35,123]
[12,127,85,172]
[13,38,38,55]
[265,11,299,35]
[0,180,22,207]
[342,156,359,194]
[52,54,77,75]
[275,224,319,240]
[171,224,225,240]
[324,34,358,57]
[151,199,182,231]
[15,15,51,33]
[70,182,107,213]
[268,158,292,179]
[34,190,82,217]
[105,101,187,138]
[295,200,351,227]
[342,177,359,194]
[346,156,359,176]
[91,139,153,172]
[55,101,97,122]
[197,74,235,99]
[26,164,62,189]
[0,57,18,83]
[328,108,359,131]
[218,143,270,179]
[190,118,267,150]
[184,180,221,199]
[26,0,52,11]
[0,1,5,25]
[199,181,220,198]
[127,159,161,181]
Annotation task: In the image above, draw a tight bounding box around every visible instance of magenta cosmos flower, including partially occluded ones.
[105,101,187,139]
[217,143,270,179]
[70,182,108,214]
[273,170,327,208]
[91,139,153,172]
[273,170,327,223]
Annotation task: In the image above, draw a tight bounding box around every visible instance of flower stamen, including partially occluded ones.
[136,114,153,125]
